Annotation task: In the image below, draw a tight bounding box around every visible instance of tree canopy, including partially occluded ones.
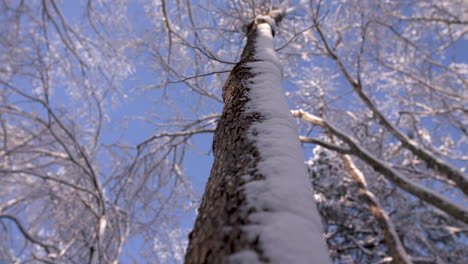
[0,0,466,263]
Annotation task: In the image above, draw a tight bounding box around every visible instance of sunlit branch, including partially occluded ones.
[293,109,468,223]
[299,114,412,262]
[341,155,412,264]
[2,81,106,214]
[312,19,468,196]
[376,56,467,101]
[299,136,350,154]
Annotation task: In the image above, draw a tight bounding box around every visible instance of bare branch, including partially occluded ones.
[137,129,215,150]
[293,109,468,223]
[312,20,468,196]
[0,214,58,254]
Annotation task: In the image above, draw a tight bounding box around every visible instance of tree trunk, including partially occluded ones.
[185,13,330,264]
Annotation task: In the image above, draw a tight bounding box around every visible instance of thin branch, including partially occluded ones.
[341,155,412,264]
[0,214,58,254]
[180,42,237,65]
[276,24,315,52]
[299,136,350,154]
[137,129,215,150]
[312,21,468,196]
[299,109,412,262]
[292,109,468,223]
[167,70,230,84]
[329,121,468,223]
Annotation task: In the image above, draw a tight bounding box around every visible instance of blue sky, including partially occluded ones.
[6,0,466,262]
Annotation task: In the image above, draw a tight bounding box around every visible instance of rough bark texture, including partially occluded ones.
[184,27,270,264]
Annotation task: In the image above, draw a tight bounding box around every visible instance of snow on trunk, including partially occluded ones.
[229,22,330,264]
[185,15,330,264]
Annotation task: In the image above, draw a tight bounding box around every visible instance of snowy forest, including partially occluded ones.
[0,0,467,263]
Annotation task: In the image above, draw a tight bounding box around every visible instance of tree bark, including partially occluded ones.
[185,14,330,264]
[184,26,265,264]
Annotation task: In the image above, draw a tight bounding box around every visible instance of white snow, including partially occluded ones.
[231,22,331,264]
[229,250,261,264]
[255,15,278,36]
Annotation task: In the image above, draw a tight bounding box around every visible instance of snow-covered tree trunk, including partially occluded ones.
[185,12,330,264]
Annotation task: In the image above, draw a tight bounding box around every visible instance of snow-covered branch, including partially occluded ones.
[293,109,468,223]
[311,9,468,197]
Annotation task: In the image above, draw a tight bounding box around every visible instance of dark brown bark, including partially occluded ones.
[184,26,271,264]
